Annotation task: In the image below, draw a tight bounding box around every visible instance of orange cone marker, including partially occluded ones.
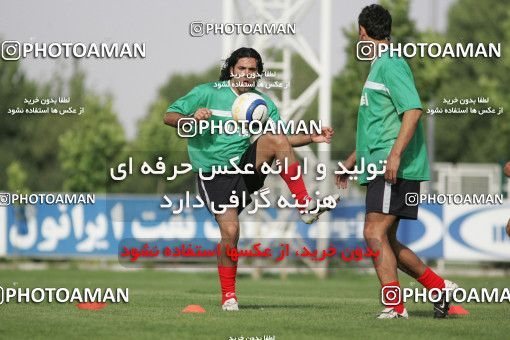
[76,302,107,310]
[182,304,206,313]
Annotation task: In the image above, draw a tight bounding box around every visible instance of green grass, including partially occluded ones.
[0,269,508,339]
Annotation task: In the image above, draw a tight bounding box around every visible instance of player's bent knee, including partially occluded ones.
[363,223,385,241]
[219,226,240,244]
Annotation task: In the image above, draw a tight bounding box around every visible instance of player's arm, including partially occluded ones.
[163,112,186,127]
[265,98,333,147]
[163,109,211,128]
[163,85,209,127]
[385,109,422,184]
[286,127,334,147]
[382,59,423,184]
[286,133,311,147]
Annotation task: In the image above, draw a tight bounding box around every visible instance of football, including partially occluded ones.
[231,92,268,123]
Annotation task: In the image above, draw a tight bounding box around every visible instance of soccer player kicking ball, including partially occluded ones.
[336,4,457,319]
[164,47,338,311]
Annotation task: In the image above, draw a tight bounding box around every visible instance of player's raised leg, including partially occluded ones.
[364,212,408,319]
[215,208,240,311]
[255,132,339,224]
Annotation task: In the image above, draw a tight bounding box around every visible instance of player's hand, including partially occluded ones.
[311,126,334,144]
[384,152,400,184]
[335,158,355,189]
[335,172,350,189]
[193,108,212,121]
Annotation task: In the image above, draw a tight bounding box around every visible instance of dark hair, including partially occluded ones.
[358,4,392,40]
[219,47,264,81]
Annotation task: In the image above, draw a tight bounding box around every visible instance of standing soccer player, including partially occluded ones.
[164,47,338,311]
[336,4,457,319]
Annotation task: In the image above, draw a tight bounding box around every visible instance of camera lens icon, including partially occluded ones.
[405,193,419,206]
[381,286,401,306]
[0,193,11,206]
[356,41,376,61]
[190,22,205,37]
[2,41,21,60]
[177,118,197,138]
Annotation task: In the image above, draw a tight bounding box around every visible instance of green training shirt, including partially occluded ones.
[356,50,430,185]
[167,80,281,173]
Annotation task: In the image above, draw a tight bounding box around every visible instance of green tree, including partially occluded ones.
[0,58,37,191]
[433,0,510,162]
[6,160,29,195]
[59,93,126,192]
[0,58,91,192]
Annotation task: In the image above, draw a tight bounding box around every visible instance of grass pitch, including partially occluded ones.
[0,268,508,339]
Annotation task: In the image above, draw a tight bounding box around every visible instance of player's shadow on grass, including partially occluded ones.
[409,310,438,318]
[409,310,462,319]
[242,304,329,309]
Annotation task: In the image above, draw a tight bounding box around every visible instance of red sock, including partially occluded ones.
[417,267,445,292]
[218,265,237,304]
[382,281,405,314]
[279,161,311,207]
